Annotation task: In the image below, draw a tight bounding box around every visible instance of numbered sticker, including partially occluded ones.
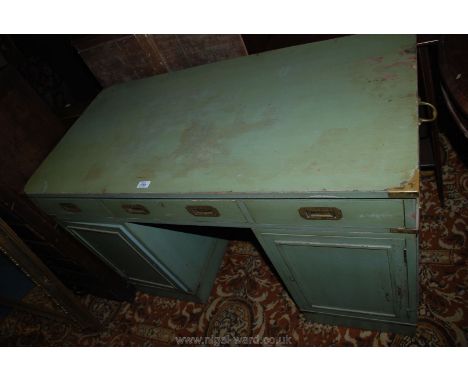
[136,180,151,189]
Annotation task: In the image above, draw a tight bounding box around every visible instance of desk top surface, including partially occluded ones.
[25,35,418,198]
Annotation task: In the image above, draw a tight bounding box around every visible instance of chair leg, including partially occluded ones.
[429,125,445,207]
[418,42,445,207]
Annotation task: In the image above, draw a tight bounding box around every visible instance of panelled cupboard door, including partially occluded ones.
[66,223,185,292]
[257,232,409,322]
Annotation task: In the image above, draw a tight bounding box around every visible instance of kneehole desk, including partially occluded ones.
[25,35,420,334]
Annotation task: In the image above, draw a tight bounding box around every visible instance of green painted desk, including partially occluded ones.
[25,35,419,334]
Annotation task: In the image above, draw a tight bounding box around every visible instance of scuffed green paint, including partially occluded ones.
[25,35,418,198]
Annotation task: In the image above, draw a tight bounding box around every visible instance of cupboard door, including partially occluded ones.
[257,232,409,321]
[66,223,182,291]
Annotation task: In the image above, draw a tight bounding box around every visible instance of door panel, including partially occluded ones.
[257,232,408,321]
[67,224,176,290]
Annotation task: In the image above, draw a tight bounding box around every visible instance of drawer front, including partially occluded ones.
[102,199,160,220]
[154,200,247,224]
[32,198,112,218]
[102,199,247,224]
[244,199,405,228]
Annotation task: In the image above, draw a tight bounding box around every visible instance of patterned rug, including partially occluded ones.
[0,133,467,346]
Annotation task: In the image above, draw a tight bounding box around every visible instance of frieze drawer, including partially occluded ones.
[102,199,247,224]
[32,198,112,218]
[244,199,405,229]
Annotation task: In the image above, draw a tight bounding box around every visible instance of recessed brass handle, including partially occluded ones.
[59,202,81,213]
[298,207,343,220]
[419,100,438,124]
[186,205,220,217]
[122,204,150,215]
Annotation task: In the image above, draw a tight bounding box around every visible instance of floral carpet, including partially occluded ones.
[0,134,467,346]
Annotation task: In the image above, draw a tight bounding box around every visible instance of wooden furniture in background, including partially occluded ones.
[241,34,348,54]
[0,66,66,192]
[72,35,248,87]
[438,35,468,167]
[0,65,134,301]
[417,38,445,206]
[0,218,100,330]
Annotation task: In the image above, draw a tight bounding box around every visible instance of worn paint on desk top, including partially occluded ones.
[25,35,418,197]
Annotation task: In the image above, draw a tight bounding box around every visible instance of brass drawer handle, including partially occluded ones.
[419,100,438,124]
[59,202,81,213]
[122,204,150,215]
[298,207,343,220]
[186,205,220,217]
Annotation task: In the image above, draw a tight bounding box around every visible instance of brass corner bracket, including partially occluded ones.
[387,169,420,198]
